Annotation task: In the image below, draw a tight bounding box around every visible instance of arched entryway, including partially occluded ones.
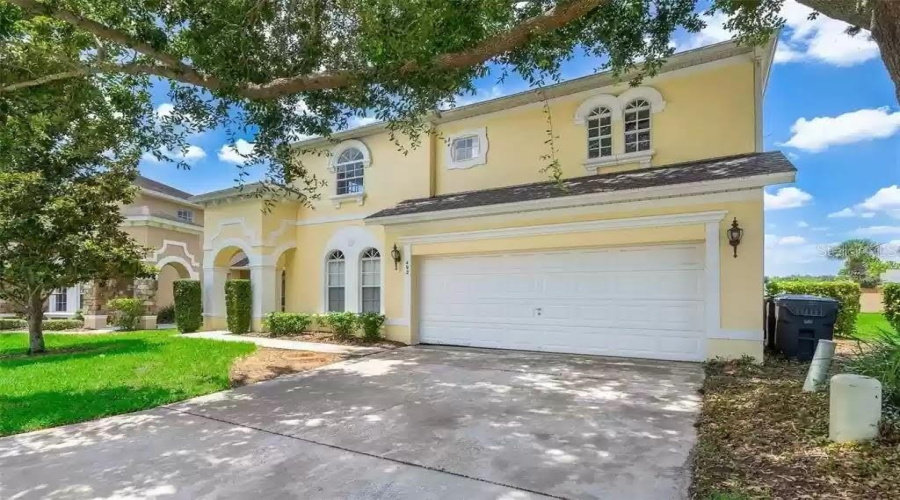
[155,258,193,310]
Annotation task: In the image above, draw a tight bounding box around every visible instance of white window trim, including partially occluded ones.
[359,248,383,314]
[176,209,194,223]
[325,251,346,312]
[584,149,656,172]
[328,139,371,207]
[575,86,665,171]
[445,127,489,170]
[47,285,80,317]
[320,227,383,314]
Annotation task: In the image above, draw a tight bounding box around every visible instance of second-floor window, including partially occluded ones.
[624,99,651,154]
[451,135,480,162]
[587,107,612,159]
[335,148,365,195]
[177,209,193,223]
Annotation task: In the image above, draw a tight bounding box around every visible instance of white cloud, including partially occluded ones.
[780,107,900,153]
[217,139,255,164]
[858,185,900,218]
[852,226,900,237]
[142,144,206,164]
[828,207,856,218]
[778,236,807,246]
[348,116,379,129]
[676,12,733,52]
[764,187,813,210]
[155,103,174,119]
[797,221,809,228]
[776,0,879,67]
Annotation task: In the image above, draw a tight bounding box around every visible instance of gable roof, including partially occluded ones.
[366,151,795,224]
[135,175,194,200]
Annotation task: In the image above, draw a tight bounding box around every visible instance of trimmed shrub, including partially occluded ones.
[358,313,386,342]
[174,280,202,333]
[42,319,82,331]
[0,318,26,330]
[884,283,900,334]
[324,312,358,340]
[264,312,312,336]
[765,280,861,337]
[156,304,176,324]
[107,298,144,331]
[225,279,252,334]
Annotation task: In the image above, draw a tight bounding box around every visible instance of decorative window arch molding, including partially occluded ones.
[156,255,200,280]
[573,94,622,124]
[328,139,371,173]
[573,87,666,125]
[617,86,666,114]
[321,226,383,313]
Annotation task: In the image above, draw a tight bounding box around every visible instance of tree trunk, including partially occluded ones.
[27,293,45,354]
[872,0,900,103]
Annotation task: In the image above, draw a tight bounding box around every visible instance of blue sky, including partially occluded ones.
[139,1,898,277]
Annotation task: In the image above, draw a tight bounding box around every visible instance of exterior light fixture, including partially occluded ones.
[727,217,744,258]
[391,244,402,270]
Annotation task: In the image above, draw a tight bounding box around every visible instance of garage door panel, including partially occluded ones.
[418,244,705,361]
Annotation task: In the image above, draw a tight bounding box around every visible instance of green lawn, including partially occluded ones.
[0,330,255,436]
[855,312,897,339]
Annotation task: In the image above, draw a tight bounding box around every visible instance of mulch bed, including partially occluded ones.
[229,347,345,386]
[691,339,900,499]
[247,330,405,349]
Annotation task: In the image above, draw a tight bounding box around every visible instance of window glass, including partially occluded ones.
[624,99,651,153]
[335,148,365,195]
[360,248,380,313]
[326,250,345,312]
[451,135,480,162]
[586,107,612,159]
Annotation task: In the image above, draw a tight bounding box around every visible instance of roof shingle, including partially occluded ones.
[366,151,795,220]
[135,175,194,199]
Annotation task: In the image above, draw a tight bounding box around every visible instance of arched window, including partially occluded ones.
[326,250,346,312]
[624,99,651,153]
[334,148,365,195]
[359,248,381,313]
[587,107,612,159]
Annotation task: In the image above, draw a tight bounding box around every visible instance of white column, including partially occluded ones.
[202,267,227,325]
[705,222,721,341]
[250,264,278,329]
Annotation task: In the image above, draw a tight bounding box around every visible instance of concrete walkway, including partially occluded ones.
[183,331,385,355]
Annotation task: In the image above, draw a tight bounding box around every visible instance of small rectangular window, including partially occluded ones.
[177,209,193,222]
[451,135,479,162]
[51,289,67,312]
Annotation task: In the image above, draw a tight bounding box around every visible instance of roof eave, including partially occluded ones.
[365,170,795,226]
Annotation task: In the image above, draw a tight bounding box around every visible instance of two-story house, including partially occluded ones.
[45,176,204,329]
[192,39,795,362]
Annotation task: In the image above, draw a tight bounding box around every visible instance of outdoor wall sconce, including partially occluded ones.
[391,244,402,270]
[727,217,744,258]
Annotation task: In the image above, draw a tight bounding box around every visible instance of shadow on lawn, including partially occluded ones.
[0,385,192,437]
[0,338,156,365]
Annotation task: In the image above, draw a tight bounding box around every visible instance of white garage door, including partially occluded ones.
[418,244,706,361]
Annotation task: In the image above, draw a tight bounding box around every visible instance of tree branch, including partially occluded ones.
[7,0,607,100]
[794,0,873,30]
[0,62,203,93]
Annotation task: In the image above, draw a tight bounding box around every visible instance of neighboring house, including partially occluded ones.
[48,176,203,327]
[193,39,795,362]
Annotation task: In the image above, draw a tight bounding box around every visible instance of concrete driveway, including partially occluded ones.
[0,346,704,499]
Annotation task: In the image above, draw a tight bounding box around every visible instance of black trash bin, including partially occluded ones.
[772,294,840,361]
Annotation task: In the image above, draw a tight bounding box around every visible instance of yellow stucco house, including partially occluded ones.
[192,39,795,362]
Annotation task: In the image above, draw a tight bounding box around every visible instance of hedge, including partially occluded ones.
[766,279,861,337]
[884,283,900,333]
[107,298,144,331]
[174,280,202,333]
[225,279,252,334]
[324,312,358,340]
[358,313,386,341]
[0,318,82,331]
[264,312,312,336]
